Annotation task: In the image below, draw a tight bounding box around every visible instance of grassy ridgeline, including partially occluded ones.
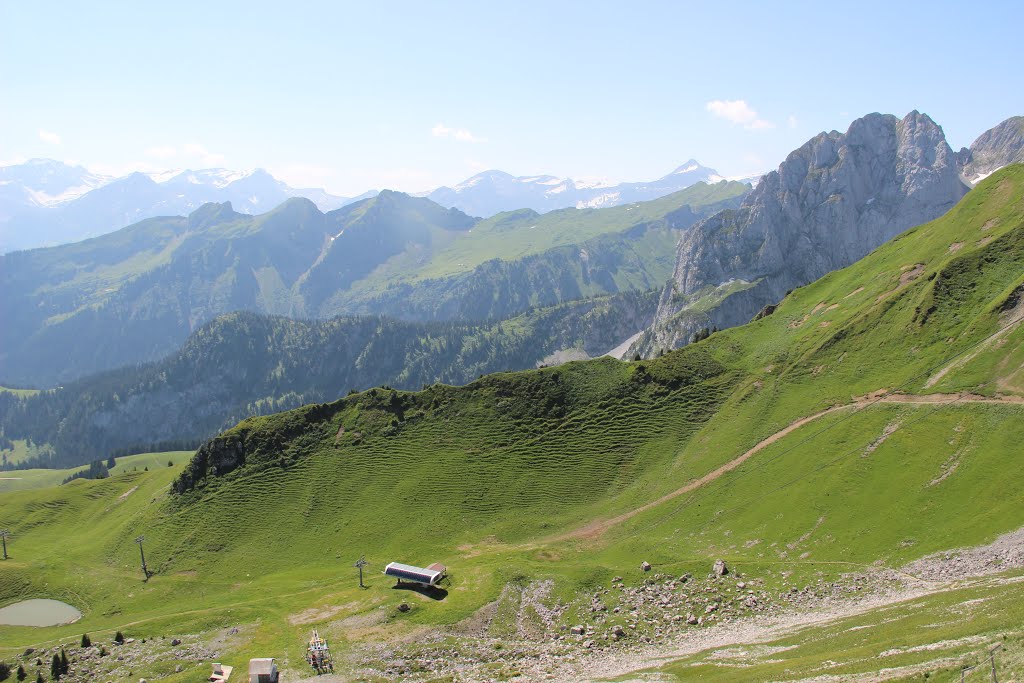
[0,167,1022,678]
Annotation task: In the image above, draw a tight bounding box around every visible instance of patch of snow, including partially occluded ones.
[673,163,701,174]
[147,169,182,183]
[970,166,1004,185]
[25,184,102,207]
[546,182,570,195]
[725,172,765,186]
[575,191,621,209]
[573,175,616,190]
[518,175,561,186]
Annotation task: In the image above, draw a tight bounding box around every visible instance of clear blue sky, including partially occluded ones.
[2,0,1022,196]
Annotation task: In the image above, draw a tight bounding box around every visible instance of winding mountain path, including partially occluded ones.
[559,392,1023,542]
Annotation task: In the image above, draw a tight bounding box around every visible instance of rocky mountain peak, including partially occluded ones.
[631,110,969,357]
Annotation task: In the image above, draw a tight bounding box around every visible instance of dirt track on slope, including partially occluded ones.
[557,392,1024,542]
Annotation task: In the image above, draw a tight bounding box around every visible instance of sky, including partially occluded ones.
[2,0,1022,196]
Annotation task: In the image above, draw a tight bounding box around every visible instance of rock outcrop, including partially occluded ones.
[631,111,969,356]
[959,116,1024,184]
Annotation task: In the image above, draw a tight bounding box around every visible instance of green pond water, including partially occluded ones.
[0,599,82,626]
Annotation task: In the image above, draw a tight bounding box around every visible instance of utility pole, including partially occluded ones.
[354,556,368,589]
[135,535,148,579]
[0,529,9,560]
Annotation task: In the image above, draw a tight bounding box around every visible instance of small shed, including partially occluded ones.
[384,561,446,586]
[248,658,278,683]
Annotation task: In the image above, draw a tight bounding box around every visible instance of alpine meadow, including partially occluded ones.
[2,3,1024,682]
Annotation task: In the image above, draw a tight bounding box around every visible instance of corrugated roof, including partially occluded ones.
[385,562,441,580]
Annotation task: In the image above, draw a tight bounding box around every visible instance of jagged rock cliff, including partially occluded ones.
[632,111,969,356]
[960,116,1024,184]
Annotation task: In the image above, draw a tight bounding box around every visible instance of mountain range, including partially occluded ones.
[423,161,761,217]
[0,160,370,253]
[0,181,746,386]
[0,158,758,254]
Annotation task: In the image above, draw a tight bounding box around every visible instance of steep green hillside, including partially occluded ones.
[0,289,658,468]
[0,183,746,386]
[0,167,1021,681]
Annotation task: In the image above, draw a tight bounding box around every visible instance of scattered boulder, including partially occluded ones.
[611,625,626,638]
[170,638,181,646]
[713,559,728,576]
[640,561,652,572]
[397,603,411,613]
[686,614,698,625]
[569,626,585,635]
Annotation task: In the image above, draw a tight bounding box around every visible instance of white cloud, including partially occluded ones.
[432,122,487,143]
[705,100,774,130]
[183,142,225,165]
[788,115,798,129]
[145,145,178,159]
[38,128,61,145]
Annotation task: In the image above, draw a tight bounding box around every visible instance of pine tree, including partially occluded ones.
[49,653,60,680]
[106,455,116,468]
[59,651,68,676]
[35,673,42,683]
[15,665,25,682]
[80,633,91,648]
[0,661,11,681]
[114,630,125,644]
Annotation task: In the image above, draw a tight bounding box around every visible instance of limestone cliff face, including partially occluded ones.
[632,111,969,356]
[960,116,1024,183]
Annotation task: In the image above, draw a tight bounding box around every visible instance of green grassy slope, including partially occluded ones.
[1,288,658,469]
[411,181,750,280]
[0,167,1022,680]
[0,452,192,493]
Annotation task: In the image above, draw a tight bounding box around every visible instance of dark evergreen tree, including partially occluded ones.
[106,455,116,468]
[59,651,68,675]
[49,654,59,680]
[80,633,91,647]
[16,664,25,681]
[114,631,125,644]
[0,661,11,681]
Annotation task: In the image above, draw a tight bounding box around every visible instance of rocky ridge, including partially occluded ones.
[630,111,969,357]
[960,115,1024,184]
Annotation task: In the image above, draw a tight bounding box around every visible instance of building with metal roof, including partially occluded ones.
[384,561,446,586]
